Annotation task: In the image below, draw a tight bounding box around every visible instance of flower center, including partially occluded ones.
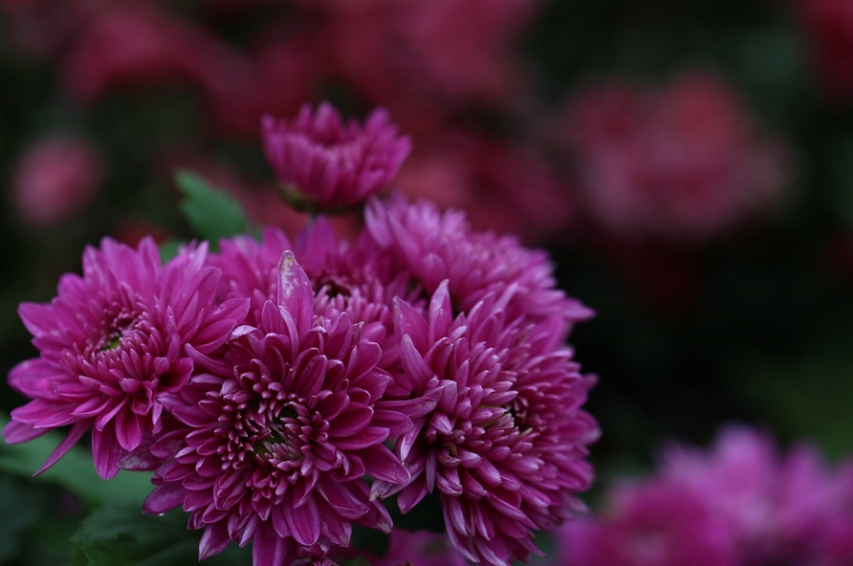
[97,309,140,352]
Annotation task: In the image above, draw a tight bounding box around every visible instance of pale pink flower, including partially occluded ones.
[558,426,847,566]
[558,480,738,566]
[326,0,537,108]
[262,102,411,211]
[4,238,248,479]
[562,74,789,241]
[661,426,840,564]
[12,135,103,226]
[395,132,575,242]
[60,5,213,102]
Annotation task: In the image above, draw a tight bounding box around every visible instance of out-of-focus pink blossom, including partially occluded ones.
[60,4,215,102]
[797,0,853,101]
[558,425,850,566]
[560,480,738,566]
[12,135,103,226]
[395,132,575,242]
[262,102,411,211]
[201,28,330,138]
[660,426,841,564]
[561,74,789,241]
[326,0,538,113]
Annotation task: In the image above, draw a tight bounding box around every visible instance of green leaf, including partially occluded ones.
[733,342,853,459]
[158,239,184,263]
[71,502,251,566]
[0,475,48,562]
[0,413,153,507]
[175,170,247,245]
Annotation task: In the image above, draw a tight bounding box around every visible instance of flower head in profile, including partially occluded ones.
[262,101,412,212]
[4,238,248,478]
[141,252,422,565]
[365,194,593,336]
[373,281,598,566]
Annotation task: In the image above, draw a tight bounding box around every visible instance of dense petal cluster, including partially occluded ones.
[373,282,597,566]
[559,425,853,566]
[262,102,412,211]
[4,238,248,478]
[6,107,595,566]
[365,194,594,333]
[143,252,415,563]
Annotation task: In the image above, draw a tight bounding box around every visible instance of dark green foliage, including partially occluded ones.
[70,502,251,566]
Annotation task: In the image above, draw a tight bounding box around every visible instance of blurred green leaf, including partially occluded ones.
[157,239,184,264]
[733,342,853,459]
[0,475,48,562]
[71,502,250,566]
[0,413,153,507]
[175,170,247,246]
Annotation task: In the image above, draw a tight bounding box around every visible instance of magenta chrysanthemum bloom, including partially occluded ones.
[261,101,412,212]
[4,238,248,478]
[213,218,423,397]
[365,194,593,335]
[373,281,598,566]
[558,480,738,566]
[142,252,426,565]
[558,425,852,566]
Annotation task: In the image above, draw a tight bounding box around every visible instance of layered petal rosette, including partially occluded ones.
[373,281,598,566]
[4,237,248,478]
[262,102,412,212]
[143,252,421,565]
[213,218,423,396]
[365,194,594,336]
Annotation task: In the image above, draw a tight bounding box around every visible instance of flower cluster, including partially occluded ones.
[557,425,853,566]
[4,103,597,566]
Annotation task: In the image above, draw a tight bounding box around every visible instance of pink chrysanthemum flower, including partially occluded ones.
[213,218,423,397]
[558,425,850,566]
[142,252,429,565]
[373,281,598,566]
[4,238,248,478]
[261,101,412,212]
[660,426,840,564]
[365,194,593,336]
[561,74,789,241]
[558,479,739,566]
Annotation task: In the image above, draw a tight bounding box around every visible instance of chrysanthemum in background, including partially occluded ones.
[4,238,249,478]
[560,74,789,242]
[262,102,412,212]
[557,425,853,566]
[12,135,103,227]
